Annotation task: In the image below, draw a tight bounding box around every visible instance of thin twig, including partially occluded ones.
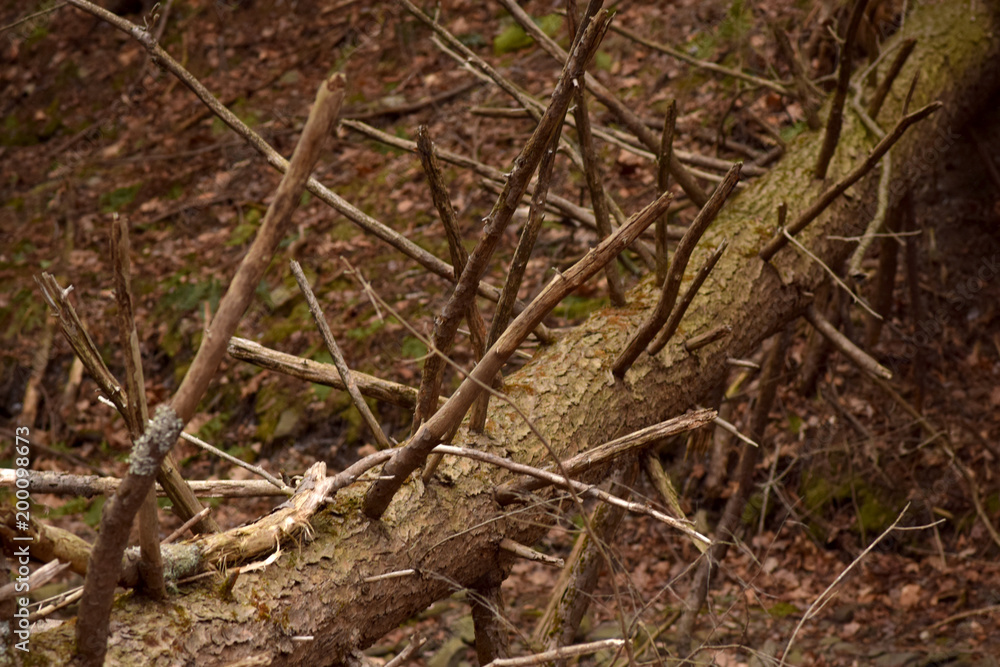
[484,639,625,667]
[111,214,167,598]
[384,633,427,667]
[573,67,626,307]
[1,468,290,499]
[0,3,67,33]
[648,239,729,354]
[711,415,759,449]
[228,336,425,408]
[432,445,708,544]
[759,101,941,261]
[500,538,564,567]
[804,305,891,378]
[656,99,678,283]
[495,409,716,503]
[290,260,393,450]
[847,153,892,280]
[868,38,917,120]
[683,324,732,352]
[405,8,612,481]
[467,126,561,435]
[494,0,709,206]
[98,393,293,493]
[780,504,912,666]
[815,0,870,179]
[781,229,882,320]
[162,508,212,545]
[611,21,790,96]
[613,164,741,377]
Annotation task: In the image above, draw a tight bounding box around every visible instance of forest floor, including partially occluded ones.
[2,0,1000,665]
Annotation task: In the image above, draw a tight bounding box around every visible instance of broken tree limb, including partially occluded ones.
[227,336,425,408]
[495,409,715,505]
[0,469,289,499]
[804,304,892,380]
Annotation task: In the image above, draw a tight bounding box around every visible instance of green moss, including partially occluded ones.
[262,301,312,344]
[254,380,307,446]
[593,50,613,71]
[1,113,40,147]
[346,317,387,341]
[196,414,227,442]
[554,294,609,321]
[400,335,427,361]
[742,491,765,525]
[99,183,143,213]
[780,121,808,143]
[801,473,838,515]
[856,491,896,535]
[786,411,803,435]
[718,0,753,45]
[493,13,562,55]
[82,496,105,528]
[767,601,800,619]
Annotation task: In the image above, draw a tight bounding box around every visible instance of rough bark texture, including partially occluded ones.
[30,3,1000,664]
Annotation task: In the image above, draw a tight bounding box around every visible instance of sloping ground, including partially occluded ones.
[2,0,1000,664]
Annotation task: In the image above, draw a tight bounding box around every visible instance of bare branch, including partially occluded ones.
[290,260,393,450]
[648,239,729,355]
[814,0,870,180]
[362,189,673,520]
[804,304,892,379]
[485,639,625,667]
[495,0,709,206]
[758,101,941,261]
[656,99,678,283]
[495,409,715,504]
[406,8,612,478]
[467,120,560,434]
[228,336,424,408]
[612,21,791,96]
[869,38,917,120]
[613,164,741,377]
[1,469,289,499]
[433,445,709,544]
[413,126,489,437]
[111,215,166,598]
[572,69,626,307]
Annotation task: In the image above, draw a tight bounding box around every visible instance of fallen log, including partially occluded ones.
[29,1,1000,664]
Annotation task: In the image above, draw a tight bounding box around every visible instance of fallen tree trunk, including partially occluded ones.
[31,2,1000,664]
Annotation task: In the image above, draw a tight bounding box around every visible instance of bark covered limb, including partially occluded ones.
[30,2,1000,664]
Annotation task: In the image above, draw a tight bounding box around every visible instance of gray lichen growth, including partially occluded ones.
[161,543,203,581]
[129,404,183,476]
[124,543,203,582]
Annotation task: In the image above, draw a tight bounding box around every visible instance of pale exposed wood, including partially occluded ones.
[228,337,423,408]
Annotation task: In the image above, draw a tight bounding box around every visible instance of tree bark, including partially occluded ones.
[29,2,1000,664]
